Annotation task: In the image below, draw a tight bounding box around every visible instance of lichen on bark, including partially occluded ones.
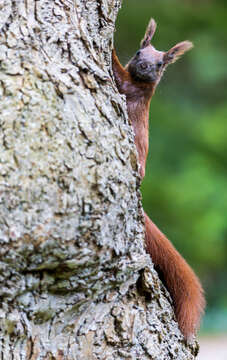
[0,1,199,359]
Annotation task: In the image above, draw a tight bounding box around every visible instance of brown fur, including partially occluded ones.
[112,49,155,178]
[145,214,205,338]
[112,18,205,339]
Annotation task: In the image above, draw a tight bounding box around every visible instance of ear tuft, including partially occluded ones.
[140,18,157,49]
[164,41,193,64]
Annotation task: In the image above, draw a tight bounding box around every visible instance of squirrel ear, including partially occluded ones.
[164,41,193,64]
[140,18,157,49]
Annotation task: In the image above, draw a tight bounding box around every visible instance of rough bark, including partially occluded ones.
[0,1,199,359]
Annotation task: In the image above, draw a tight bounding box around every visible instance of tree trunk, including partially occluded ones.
[0,1,199,359]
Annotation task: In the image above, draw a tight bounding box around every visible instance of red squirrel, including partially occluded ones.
[112,18,205,339]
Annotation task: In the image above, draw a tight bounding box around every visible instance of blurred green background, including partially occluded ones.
[115,0,227,334]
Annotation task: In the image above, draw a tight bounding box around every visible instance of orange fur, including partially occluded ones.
[112,17,205,339]
[145,213,205,338]
[112,49,154,178]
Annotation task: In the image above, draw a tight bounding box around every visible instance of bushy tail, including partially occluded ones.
[144,213,205,339]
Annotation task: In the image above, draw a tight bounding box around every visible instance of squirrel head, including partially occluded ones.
[127,18,193,84]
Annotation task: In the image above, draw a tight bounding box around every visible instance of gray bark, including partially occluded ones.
[0,0,199,359]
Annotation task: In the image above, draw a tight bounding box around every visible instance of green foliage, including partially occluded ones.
[116,0,227,329]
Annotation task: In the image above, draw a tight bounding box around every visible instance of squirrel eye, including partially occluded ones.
[136,50,141,56]
[157,61,163,68]
[140,63,147,69]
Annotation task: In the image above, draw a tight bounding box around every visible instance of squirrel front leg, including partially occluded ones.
[112,18,205,339]
[112,49,150,178]
[112,49,129,94]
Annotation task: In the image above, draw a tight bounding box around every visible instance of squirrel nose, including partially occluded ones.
[149,64,156,71]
